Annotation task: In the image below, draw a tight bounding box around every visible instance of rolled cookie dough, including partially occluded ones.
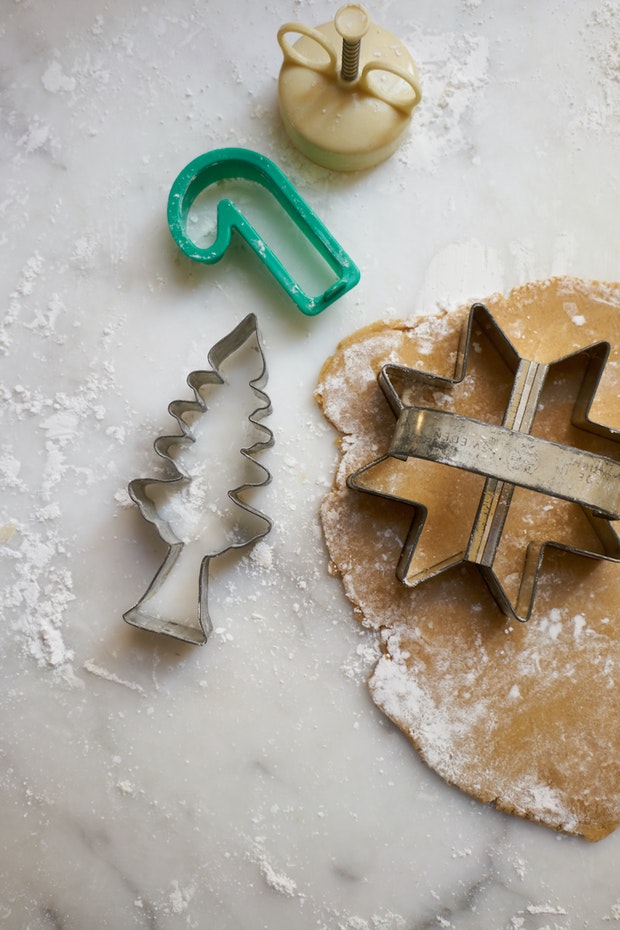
[316,277,620,841]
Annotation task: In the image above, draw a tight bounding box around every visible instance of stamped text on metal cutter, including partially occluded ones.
[349,302,620,621]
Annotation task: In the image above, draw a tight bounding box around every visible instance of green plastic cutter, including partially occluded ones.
[167,147,360,316]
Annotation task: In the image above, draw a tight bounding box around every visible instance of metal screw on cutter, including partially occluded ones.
[335,4,370,81]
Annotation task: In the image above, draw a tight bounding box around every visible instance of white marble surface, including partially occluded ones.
[3,0,620,926]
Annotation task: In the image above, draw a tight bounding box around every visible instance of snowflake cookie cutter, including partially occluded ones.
[348,302,620,622]
[123,313,273,645]
[167,147,360,317]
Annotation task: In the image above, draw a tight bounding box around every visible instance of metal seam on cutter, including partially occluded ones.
[348,302,620,622]
[123,313,273,646]
[167,147,360,316]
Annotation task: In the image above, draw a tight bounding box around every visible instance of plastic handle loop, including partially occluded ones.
[278,21,421,115]
[167,148,360,316]
[359,61,422,113]
[277,22,338,75]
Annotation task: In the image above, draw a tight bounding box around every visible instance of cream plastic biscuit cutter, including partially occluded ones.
[167,147,360,316]
[277,4,422,171]
[349,302,620,622]
[123,313,273,646]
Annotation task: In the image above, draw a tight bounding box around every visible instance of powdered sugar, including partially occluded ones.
[317,280,620,841]
[370,649,491,776]
[579,3,620,135]
[0,326,122,673]
[83,659,146,694]
[41,59,77,95]
[248,840,298,898]
[398,26,489,174]
[4,525,76,672]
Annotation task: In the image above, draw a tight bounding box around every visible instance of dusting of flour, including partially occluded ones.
[1,253,123,679]
[317,278,620,841]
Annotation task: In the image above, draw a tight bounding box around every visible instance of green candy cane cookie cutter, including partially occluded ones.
[167,147,360,316]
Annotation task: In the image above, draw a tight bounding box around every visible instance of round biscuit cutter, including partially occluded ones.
[277,4,422,170]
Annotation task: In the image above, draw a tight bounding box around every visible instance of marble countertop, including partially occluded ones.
[3,0,620,927]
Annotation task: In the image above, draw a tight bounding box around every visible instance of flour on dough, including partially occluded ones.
[316,277,620,841]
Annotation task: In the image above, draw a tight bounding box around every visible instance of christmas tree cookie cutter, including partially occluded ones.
[123,313,273,645]
[167,147,360,316]
[349,302,620,622]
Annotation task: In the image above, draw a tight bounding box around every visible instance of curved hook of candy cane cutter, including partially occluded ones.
[167,147,360,316]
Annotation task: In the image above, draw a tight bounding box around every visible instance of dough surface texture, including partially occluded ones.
[316,277,620,841]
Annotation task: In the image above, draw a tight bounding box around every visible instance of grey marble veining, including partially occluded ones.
[3,0,620,927]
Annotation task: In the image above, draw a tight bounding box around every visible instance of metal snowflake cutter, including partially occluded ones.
[348,302,620,621]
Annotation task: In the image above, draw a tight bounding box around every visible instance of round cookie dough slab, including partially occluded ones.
[316,277,620,842]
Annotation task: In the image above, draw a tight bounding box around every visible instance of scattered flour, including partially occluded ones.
[249,539,273,570]
[1,254,45,354]
[579,4,620,135]
[603,899,620,921]
[116,779,136,797]
[398,26,489,174]
[3,523,76,674]
[341,638,381,684]
[83,660,146,695]
[526,904,568,916]
[168,880,195,915]
[370,649,491,778]
[17,118,56,156]
[249,840,298,898]
[1,291,120,675]
[258,856,298,897]
[41,59,76,94]
[563,301,586,327]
